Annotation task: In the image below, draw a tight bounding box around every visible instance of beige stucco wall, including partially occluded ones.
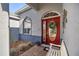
[0,3,9,56]
[63,3,79,56]
[19,9,41,36]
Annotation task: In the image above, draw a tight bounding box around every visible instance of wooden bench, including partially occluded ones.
[46,40,68,56]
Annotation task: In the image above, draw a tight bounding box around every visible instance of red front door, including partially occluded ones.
[42,16,60,45]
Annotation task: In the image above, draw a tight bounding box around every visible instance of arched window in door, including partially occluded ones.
[42,11,59,18]
[23,16,32,35]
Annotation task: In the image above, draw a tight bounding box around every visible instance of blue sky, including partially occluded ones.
[9,3,26,13]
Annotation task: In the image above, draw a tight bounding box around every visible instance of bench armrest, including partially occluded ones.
[50,43,61,48]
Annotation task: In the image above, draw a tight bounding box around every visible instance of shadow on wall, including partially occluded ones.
[19,34,41,44]
[10,28,19,44]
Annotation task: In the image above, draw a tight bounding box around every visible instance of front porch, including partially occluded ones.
[9,3,67,56]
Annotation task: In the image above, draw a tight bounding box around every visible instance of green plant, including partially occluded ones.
[49,22,57,34]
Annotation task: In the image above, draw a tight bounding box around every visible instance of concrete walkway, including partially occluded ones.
[20,45,47,56]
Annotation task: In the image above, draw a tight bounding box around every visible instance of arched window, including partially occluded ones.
[23,16,32,35]
[42,11,59,19]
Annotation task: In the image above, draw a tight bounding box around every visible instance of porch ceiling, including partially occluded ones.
[27,3,40,10]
